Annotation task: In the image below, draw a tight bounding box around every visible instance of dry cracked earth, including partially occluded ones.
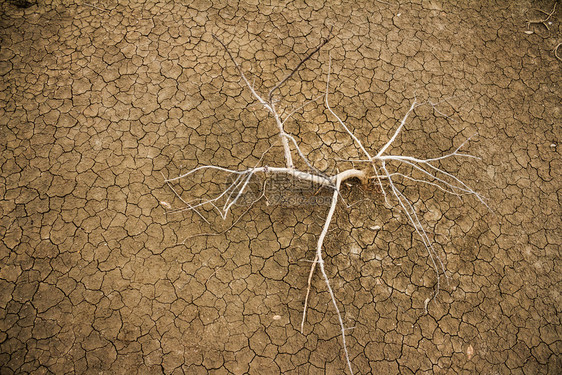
[1,0,561,374]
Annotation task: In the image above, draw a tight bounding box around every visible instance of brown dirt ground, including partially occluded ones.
[1,0,561,374]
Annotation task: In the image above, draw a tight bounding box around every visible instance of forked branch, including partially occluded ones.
[526,2,557,31]
[167,33,486,375]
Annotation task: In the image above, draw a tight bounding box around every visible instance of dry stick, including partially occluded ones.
[182,179,268,243]
[381,162,446,297]
[268,32,332,168]
[300,169,365,336]
[161,171,210,224]
[172,34,487,375]
[526,2,557,30]
[294,58,371,324]
[325,55,372,160]
[300,253,319,334]
[555,43,562,62]
[313,175,354,375]
[221,142,277,215]
[300,176,372,334]
[302,90,478,332]
[214,32,332,170]
[212,34,294,168]
[324,53,391,208]
[375,100,417,158]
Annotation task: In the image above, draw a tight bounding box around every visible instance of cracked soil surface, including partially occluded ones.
[1,0,561,373]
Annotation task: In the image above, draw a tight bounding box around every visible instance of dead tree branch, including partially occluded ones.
[166,33,486,374]
[526,2,557,31]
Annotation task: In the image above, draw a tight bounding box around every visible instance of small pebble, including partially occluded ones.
[467,344,474,360]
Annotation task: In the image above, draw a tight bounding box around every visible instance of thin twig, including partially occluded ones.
[182,179,268,243]
[555,43,562,62]
[160,171,209,224]
[376,100,417,157]
[325,53,372,160]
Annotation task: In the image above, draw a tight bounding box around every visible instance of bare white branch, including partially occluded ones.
[166,34,487,375]
[376,100,417,158]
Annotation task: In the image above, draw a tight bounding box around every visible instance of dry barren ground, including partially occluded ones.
[1,0,561,374]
